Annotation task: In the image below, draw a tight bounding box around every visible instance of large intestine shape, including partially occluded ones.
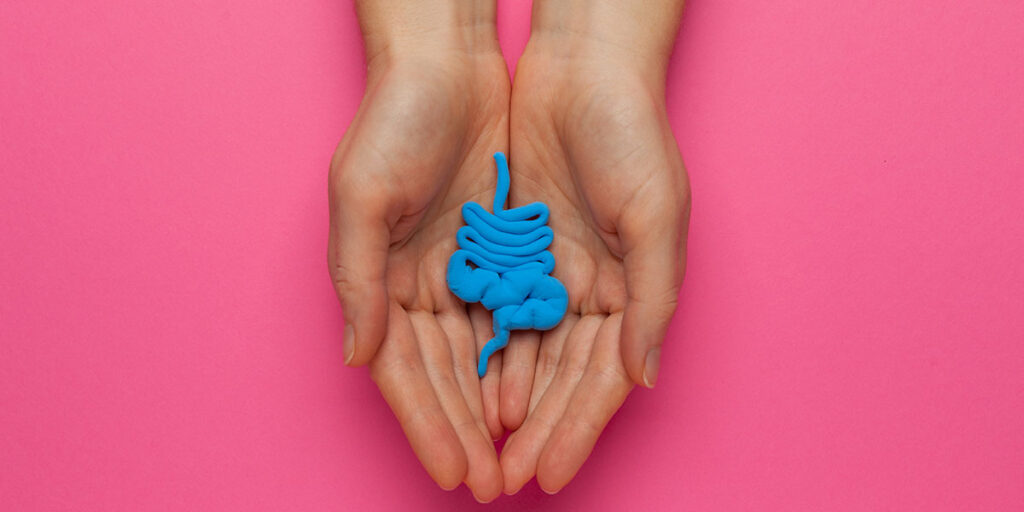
[447,152,569,377]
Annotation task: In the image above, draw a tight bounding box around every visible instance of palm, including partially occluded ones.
[499,52,689,493]
[329,55,509,500]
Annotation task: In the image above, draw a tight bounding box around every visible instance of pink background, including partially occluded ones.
[2,0,1023,510]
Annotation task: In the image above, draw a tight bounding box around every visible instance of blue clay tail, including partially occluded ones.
[493,152,510,213]
[478,327,510,377]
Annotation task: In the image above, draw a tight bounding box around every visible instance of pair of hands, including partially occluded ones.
[329,0,689,501]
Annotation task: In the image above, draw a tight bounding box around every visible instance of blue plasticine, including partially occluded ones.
[447,152,569,377]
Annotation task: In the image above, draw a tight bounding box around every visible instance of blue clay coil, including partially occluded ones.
[447,153,569,377]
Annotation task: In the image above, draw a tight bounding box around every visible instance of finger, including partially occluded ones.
[499,330,540,431]
[529,313,578,414]
[370,304,467,490]
[410,312,503,503]
[499,315,601,495]
[618,180,690,387]
[470,304,503,440]
[536,313,633,494]
[436,309,491,443]
[328,166,391,367]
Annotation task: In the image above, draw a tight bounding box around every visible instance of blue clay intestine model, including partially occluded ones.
[447,153,569,377]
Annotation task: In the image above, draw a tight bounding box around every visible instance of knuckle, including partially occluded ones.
[651,295,680,322]
[594,361,631,389]
[453,355,477,380]
[557,350,589,382]
[537,348,561,378]
[329,260,356,295]
[369,349,419,385]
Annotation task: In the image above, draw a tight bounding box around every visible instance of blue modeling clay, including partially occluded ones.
[447,152,569,377]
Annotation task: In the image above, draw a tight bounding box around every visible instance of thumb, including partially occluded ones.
[618,187,690,388]
[328,177,390,367]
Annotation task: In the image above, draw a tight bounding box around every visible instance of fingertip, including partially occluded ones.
[502,473,530,496]
[535,448,573,496]
[539,484,561,495]
[433,450,469,492]
[501,468,528,497]
[473,491,497,504]
[535,448,562,494]
[460,435,504,504]
[488,420,504,441]
[536,472,564,495]
[346,339,375,367]
[341,288,390,367]
[535,412,604,494]
[416,426,467,492]
[476,481,503,503]
[619,328,648,387]
[415,419,467,490]
[498,332,539,431]
[466,459,504,503]
[499,436,535,496]
[619,302,673,387]
[498,387,528,432]
[343,324,355,366]
[641,346,662,388]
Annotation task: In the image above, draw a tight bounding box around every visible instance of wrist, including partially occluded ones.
[527,0,683,79]
[356,0,500,71]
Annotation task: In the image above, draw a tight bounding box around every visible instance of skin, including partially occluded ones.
[329,0,688,500]
[499,0,690,494]
[329,2,508,501]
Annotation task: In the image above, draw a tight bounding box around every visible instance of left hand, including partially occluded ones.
[499,5,691,493]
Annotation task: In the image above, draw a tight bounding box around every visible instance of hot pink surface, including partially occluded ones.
[2,1,1023,510]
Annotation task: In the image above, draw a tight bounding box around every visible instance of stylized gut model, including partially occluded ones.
[446,153,568,377]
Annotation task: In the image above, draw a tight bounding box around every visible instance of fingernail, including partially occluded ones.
[343,324,355,365]
[642,347,662,388]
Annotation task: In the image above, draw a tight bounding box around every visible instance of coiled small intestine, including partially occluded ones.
[447,153,569,377]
